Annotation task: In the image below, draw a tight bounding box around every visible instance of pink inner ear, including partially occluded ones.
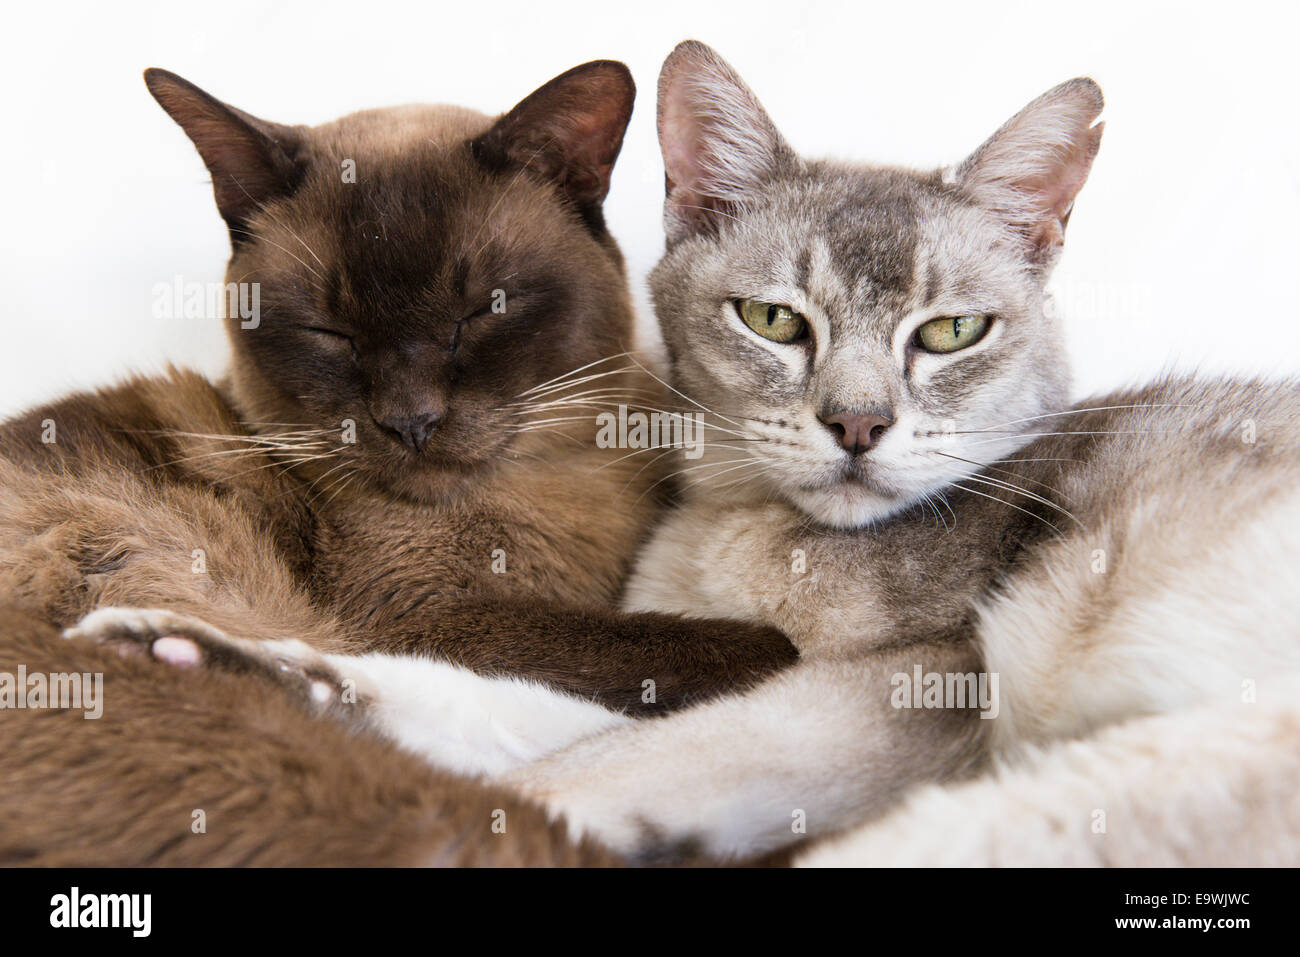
[660,84,708,202]
[1040,124,1102,251]
[1019,166,1082,251]
[561,99,624,172]
[959,77,1104,261]
[1036,130,1100,223]
[655,42,791,239]
[982,119,1103,258]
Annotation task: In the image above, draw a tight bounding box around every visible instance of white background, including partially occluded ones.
[2,0,1297,418]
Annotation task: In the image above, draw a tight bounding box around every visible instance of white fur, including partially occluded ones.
[979,487,1300,752]
[323,652,631,779]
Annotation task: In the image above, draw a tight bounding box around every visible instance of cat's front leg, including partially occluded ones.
[505,664,848,862]
[507,647,987,863]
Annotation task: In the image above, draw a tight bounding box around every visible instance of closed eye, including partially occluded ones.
[459,306,495,324]
[302,326,353,344]
[300,327,357,362]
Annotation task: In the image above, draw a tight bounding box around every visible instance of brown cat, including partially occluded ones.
[0,61,794,865]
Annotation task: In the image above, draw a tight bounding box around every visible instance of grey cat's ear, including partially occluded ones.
[954,78,1104,266]
[657,40,797,243]
[472,60,635,227]
[144,69,305,240]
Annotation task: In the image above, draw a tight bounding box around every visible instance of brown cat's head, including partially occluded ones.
[146,61,636,504]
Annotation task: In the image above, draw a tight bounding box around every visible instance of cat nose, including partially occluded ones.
[820,411,892,456]
[377,411,443,452]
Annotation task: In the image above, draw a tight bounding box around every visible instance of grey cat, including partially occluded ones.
[502,42,1300,862]
[93,41,1300,865]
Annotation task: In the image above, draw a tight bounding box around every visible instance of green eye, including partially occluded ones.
[735,299,808,343]
[916,315,990,354]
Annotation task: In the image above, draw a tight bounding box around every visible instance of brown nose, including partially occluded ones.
[377,411,443,453]
[820,411,892,456]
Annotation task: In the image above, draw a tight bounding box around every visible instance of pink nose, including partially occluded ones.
[819,411,892,455]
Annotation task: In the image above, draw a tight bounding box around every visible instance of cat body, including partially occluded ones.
[500,44,1300,861]
[152,375,1298,864]
[623,377,1300,749]
[511,378,1300,858]
[180,375,1300,862]
[798,670,1300,867]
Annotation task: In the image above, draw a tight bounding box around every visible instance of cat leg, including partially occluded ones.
[506,645,986,862]
[327,594,800,716]
[328,652,633,778]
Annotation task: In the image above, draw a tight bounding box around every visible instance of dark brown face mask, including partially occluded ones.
[146,60,638,503]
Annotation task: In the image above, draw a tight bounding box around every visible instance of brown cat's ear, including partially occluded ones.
[954,78,1104,267]
[471,60,635,229]
[144,68,305,240]
[656,40,797,244]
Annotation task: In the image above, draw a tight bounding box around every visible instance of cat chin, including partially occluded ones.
[369,438,522,505]
[784,480,913,531]
[372,462,485,506]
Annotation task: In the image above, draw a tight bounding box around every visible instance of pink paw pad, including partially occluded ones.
[151,635,203,668]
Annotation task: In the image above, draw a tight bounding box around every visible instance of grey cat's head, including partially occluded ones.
[649,41,1102,529]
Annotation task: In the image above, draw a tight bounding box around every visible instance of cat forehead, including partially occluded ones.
[725,163,1024,314]
[258,111,571,280]
[303,107,492,209]
[311,103,493,153]
[299,103,530,222]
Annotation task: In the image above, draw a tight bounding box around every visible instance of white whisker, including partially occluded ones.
[973,403,1194,433]
[951,482,1061,534]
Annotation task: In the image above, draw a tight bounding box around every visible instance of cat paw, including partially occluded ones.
[522,782,705,865]
[63,606,351,709]
[64,607,231,664]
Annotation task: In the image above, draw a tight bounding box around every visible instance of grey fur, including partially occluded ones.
[509,42,1300,863]
[648,40,1104,529]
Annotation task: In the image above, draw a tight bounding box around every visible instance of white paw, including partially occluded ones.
[507,765,651,857]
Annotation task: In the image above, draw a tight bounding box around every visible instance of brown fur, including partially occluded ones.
[0,604,618,866]
[0,63,796,865]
